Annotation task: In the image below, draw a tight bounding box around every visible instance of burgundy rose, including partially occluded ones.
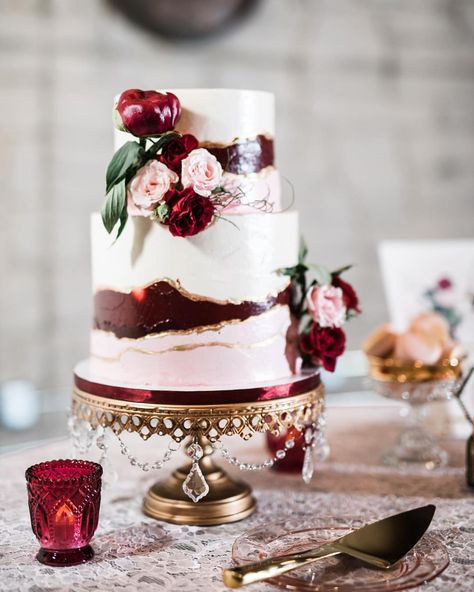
[167,187,215,237]
[160,134,198,172]
[115,89,181,137]
[332,276,361,313]
[437,277,452,290]
[300,325,346,372]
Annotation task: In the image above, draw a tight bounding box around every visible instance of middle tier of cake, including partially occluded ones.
[90,211,300,387]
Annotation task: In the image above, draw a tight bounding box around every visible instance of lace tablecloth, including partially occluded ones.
[1,405,473,592]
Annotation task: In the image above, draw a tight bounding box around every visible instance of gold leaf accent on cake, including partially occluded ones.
[91,332,285,363]
[198,133,274,149]
[94,276,291,303]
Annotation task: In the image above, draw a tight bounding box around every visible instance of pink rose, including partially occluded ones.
[181,148,223,197]
[307,285,346,328]
[127,160,178,216]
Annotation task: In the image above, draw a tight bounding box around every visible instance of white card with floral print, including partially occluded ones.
[378,239,474,355]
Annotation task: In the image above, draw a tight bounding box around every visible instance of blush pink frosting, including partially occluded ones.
[90,307,296,387]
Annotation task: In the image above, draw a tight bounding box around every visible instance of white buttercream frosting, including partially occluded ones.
[91,211,298,301]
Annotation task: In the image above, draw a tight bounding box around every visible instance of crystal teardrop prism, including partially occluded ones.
[183,462,209,503]
[302,445,314,484]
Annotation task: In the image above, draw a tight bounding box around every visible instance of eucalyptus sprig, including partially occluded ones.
[101,132,180,239]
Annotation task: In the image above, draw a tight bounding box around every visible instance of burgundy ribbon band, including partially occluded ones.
[74,371,320,406]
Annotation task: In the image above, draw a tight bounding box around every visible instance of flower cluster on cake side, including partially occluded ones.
[102,89,252,239]
[280,242,361,372]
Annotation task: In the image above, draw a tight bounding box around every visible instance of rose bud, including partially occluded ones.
[115,89,181,137]
[160,134,198,172]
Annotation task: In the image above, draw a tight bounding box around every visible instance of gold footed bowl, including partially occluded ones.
[71,362,324,525]
[367,354,463,470]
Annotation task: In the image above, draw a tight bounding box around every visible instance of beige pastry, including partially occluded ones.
[363,324,397,358]
[409,312,450,345]
[394,331,443,365]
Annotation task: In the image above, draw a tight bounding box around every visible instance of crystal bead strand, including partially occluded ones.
[115,434,181,472]
[211,434,298,471]
[95,427,109,466]
[312,411,329,461]
[68,413,95,457]
[94,426,119,488]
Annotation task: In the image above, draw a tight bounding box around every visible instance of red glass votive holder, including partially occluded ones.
[25,459,102,566]
[266,427,306,472]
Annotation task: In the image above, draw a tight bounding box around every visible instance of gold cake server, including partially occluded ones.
[223,504,436,588]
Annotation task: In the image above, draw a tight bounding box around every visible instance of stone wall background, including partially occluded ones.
[1,0,473,389]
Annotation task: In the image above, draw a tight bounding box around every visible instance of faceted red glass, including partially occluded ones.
[266,427,306,472]
[25,459,102,566]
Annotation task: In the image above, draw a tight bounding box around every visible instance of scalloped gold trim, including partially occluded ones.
[71,384,324,442]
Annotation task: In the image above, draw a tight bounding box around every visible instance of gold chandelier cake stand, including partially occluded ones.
[71,362,324,525]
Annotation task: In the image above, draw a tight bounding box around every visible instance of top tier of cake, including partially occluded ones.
[90,89,299,388]
[115,89,280,213]
[115,89,275,146]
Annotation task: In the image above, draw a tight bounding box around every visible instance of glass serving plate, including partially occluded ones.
[232,517,449,591]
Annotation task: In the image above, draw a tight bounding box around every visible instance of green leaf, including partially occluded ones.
[106,141,145,194]
[331,264,353,277]
[115,204,128,241]
[277,263,308,278]
[155,202,170,222]
[308,263,331,286]
[145,132,180,158]
[298,237,308,264]
[101,180,126,234]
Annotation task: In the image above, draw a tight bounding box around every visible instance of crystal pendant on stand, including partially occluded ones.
[183,441,209,503]
[302,426,314,484]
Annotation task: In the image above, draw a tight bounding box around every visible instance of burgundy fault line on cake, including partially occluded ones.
[94,281,291,339]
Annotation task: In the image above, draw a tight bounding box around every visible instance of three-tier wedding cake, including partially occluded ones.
[77,87,359,399]
[88,89,300,388]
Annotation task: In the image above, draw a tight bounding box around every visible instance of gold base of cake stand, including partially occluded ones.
[143,437,256,525]
[71,381,323,525]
